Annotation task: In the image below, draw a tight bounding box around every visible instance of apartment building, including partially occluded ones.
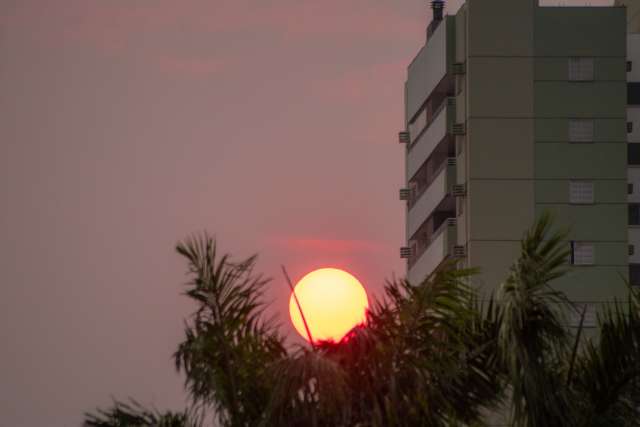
[622,0,640,288]
[617,0,640,32]
[400,0,629,323]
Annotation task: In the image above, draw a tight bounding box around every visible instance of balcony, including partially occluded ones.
[408,218,457,285]
[406,18,449,121]
[407,98,455,180]
[407,158,456,239]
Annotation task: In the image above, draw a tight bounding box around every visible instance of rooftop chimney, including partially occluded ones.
[432,0,444,22]
[427,1,445,40]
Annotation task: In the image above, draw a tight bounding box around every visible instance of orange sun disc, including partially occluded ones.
[289,268,369,343]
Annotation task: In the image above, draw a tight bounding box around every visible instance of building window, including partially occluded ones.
[630,203,640,226]
[630,245,635,256]
[629,82,640,106]
[568,57,594,81]
[628,61,633,73]
[629,144,640,165]
[629,183,634,195]
[569,181,594,204]
[630,264,640,286]
[571,242,594,265]
[628,122,634,134]
[569,119,594,143]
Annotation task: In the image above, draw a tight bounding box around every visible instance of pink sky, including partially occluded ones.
[0,0,613,425]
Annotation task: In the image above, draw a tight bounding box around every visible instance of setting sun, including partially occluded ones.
[289,268,369,343]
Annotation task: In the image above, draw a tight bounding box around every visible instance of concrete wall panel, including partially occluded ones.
[535,119,626,143]
[535,180,627,204]
[552,266,628,301]
[468,118,533,179]
[628,34,640,81]
[535,82,626,118]
[535,8,626,57]
[469,58,534,118]
[468,0,534,57]
[534,204,627,241]
[468,240,520,296]
[535,143,626,179]
[534,57,626,81]
[469,180,534,240]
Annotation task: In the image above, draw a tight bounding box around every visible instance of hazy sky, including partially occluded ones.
[0,0,613,425]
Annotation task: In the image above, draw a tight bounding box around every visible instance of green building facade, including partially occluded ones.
[402,0,629,323]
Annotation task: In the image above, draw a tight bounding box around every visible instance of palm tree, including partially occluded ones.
[486,212,640,427]
[172,235,287,426]
[84,219,640,426]
[232,263,501,427]
[568,283,640,426]
[271,266,505,427]
[493,213,576,426]
[83,400,198,427]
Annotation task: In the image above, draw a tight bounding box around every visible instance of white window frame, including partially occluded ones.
[569,181,594,205]
[572,242,595,266]
[568,57,594,81]
[569,119,594,143]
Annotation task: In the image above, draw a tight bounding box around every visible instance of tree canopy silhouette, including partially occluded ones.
[85,214,640,427]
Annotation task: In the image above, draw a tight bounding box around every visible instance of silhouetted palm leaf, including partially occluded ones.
[174,234,286,426]
[84,221,640,426]
[570,284,640,426]
[263,348,348,427]
[496,212,575,426]
[83,399,198,427]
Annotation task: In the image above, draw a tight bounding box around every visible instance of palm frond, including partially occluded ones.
[264,348,348,427]
[496,211,575,427]
[174,233,286,427]
[83,399,199,427]
[571,283,640,426]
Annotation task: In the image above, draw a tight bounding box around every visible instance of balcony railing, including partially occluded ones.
[408,218,457,284]
[409,94,451,149]
[408,156,452,210]
[407,158,456,241]
[407,97,455,183]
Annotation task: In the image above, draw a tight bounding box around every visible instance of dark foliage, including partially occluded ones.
[85,219,640,426]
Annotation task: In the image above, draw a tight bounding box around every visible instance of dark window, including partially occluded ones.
[630,264,640,286]
[629,122,634,134]
[629,183,634,195]
[630,203,640,226]
[629,82,640,105]
[630,245,635,256]
[628,61,633,73]
[629,144,640,165]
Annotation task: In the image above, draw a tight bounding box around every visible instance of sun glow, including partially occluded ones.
[289,268,369,343]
